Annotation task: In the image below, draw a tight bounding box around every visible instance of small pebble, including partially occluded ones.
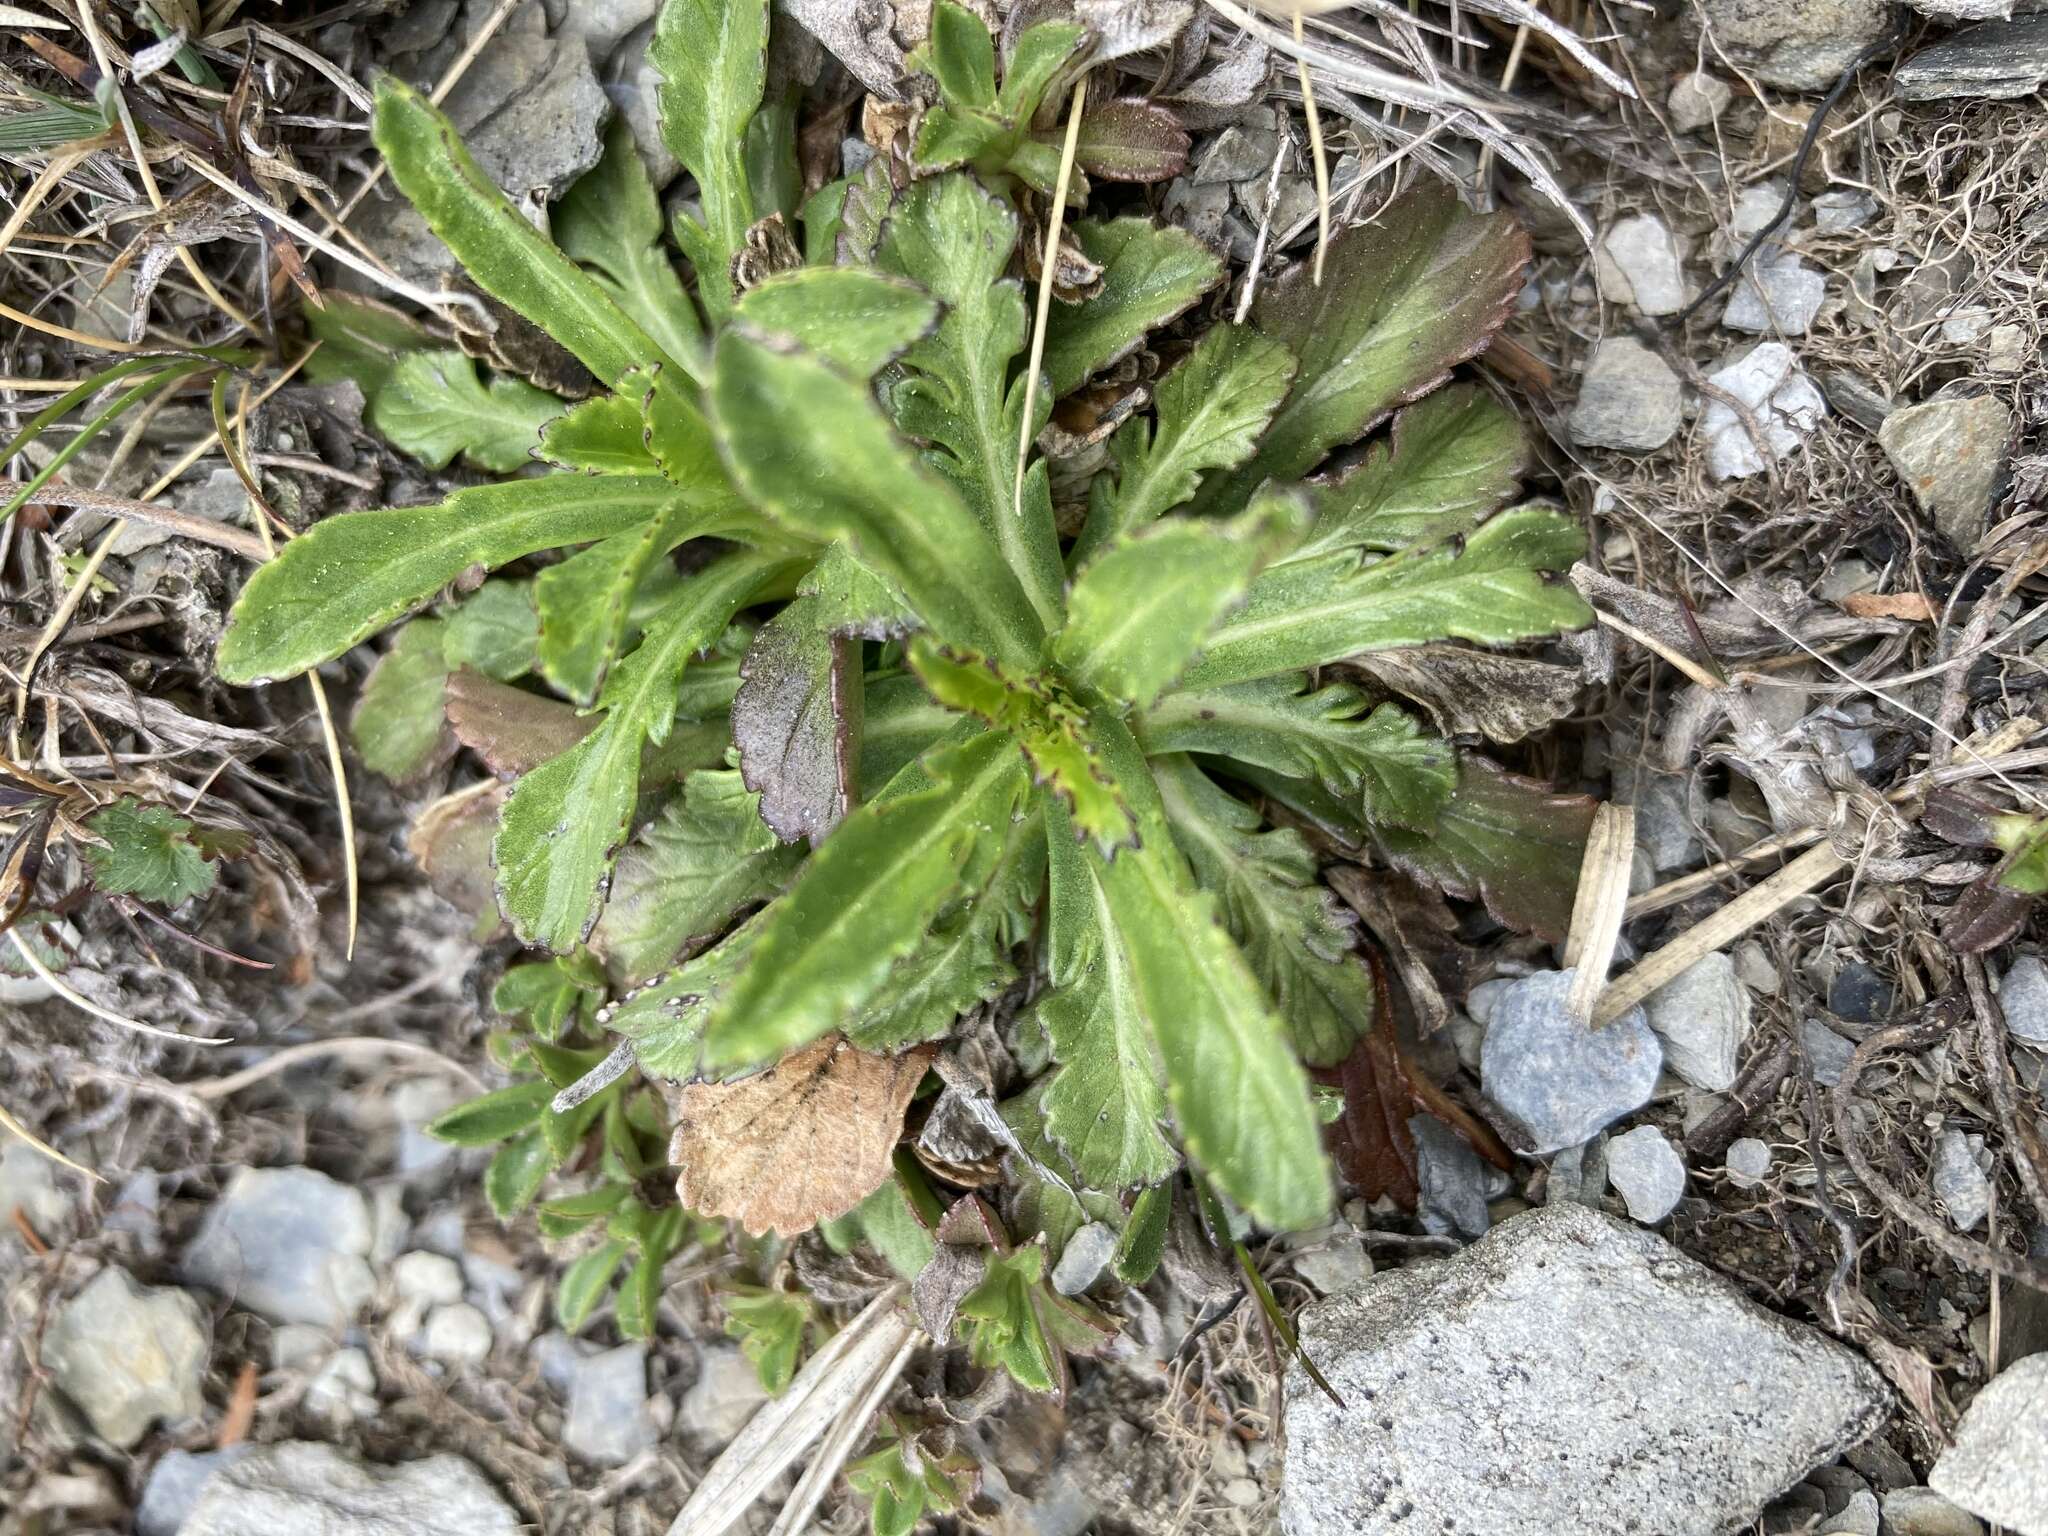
[1605,1125,1686,1224]
[1595,214,1688,316]
[1668,71,1733,132]
[1799,1019,1858,1087]
[1828,962,1893,1024]
[420,1303,494,1367]
[679,1344,763,1455]
[1412,1115,1508,1242]
[1569,337,1683,452]
[304,1348,378,1422]
[566,1343,658,1466]
[1725,1138,1773,1189]
[1051,1222,1119,1296]
[1642,952,1751,1093]
[1702,342,1828,481]
[1480,971,1663,1155]
[1931,1130,1992,1232]
[43,1269,209,1448]
[1818,1488,1880,1536]
[1995,954,2048,1046]
[181,1167,376,1330]
[1723,254,1827,336]
[1881,1486,1985,1536]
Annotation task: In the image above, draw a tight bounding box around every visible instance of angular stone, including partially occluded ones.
[1997,955,2048,1046]
[1931,1353,2048,1532]
[1605,1125,1687,1223]
[1897,14,2048,101]
[0,1140,78,1241]
[420,1303,494,1366]
[1051,1222,1119,1296]
[1931,1130,1992,1232]
[43,1269,208,1448]
[1799,1019,1857,1088]
[1643,951,1752,1092]
[1692,0,1893,89]
[1193,125,1280,183]
[1813,190,1879,233]
[1281,1204,1891,1536]
[1480,970,1662,1155]
[182,1443,519,1536]
[680,1343,768,1453]
[567,1342,659,1465]
[1411,1115,1507,1241]
[1879,395,2011,548]
[393,1250,464,1311]
[1882,1486,1985,1536]
[1723,254,1827,335]
[1569,337,1683,452]
[1702,342,1828,481]
[304,1348,378,1422]
[182,1167,375,1328]
[1595,215,1687,315]
[1669,71,1733,132]
[138,1447,253,1536]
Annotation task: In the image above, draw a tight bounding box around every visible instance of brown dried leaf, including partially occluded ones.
[1071,99,1190,183]
[1839,590,1937,622]
[1349,645,1583,745]
[444,668,598,778]
[405,780,507,928]
[670,1039,934,1237]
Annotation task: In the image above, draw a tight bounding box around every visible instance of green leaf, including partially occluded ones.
[496,551,792,951]
[957,1246,1059,1394]
[443,581,538,681]
[908,640,1136,855]
[1042,219,1222,398]
[350,619,452,781]
[1036,810,1178,1189]
[1076,325,1296,562]
[557,1238,630,1332]
[218,474,681,685]
[1114,1182,1171,1284]
[652,0,767,320]
[743,84,801,226]
[367,350,560,473]
[557,119,707,381]
[81,798,218,906]
[1296,384,1527,560]
[696,726,1027,1075]
[998,20,1086,123]
[492,958,596,1037]
[860,672,960,790]
[533,505,697,704]
[723,1289,814,1394]
[592,770,803,980]
[485,1130,555,1217]
[709,326,1045,667]
[1180,505,1593,691]
[732,268,939,377]
[1193,181,1529,515]
[911,105,1011,174]
[431,1080,554,1147]
[1057,490,1304,710]
[1089,719,1332,1230]
[302,293,429,397]
[876,173,1063,631]
[916,1,997,109]
[1155,757,1372,1067]
[1994,814,2048,894]
[1069,99,1190,183]
[373,77,663,388]
[604,915,765,1080]
[538,393,660,475]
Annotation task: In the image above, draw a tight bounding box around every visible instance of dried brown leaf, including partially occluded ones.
[670,1039,934,1237]
[1349,645,1583,745]
[1839,590,1937,622]
[444,668,597,777]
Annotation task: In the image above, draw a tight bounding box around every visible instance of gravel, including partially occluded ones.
[137,1448,253,1536]
[1051,1222,1120,1295]
[1668,71,1733,132]
[1604,1125,1687,1224]
[1930,1352,2048,1532]
[1882,1487,1986,1536]
[42,1269,208,1448]
[1411,1114,1508,1241]
[1280,1204,1892,1536]
[1480,970,1663,1155]
[1594,215,1687,315]
[1931,1130,1993,1232]
[1702,342,1829,481]
[1722,253,1827,335]
[1878,395,2013,549]
[182,1166,376,1329]
[565,1341,659,1466]
[1799,1019,1858,1087]
[1568,337,1683,452]
[1996,955,2048,1046]
[182,1442,519,1536]
[1726,1137,1774,1188]
[1643,951,1752,1092]
[420,1303,495,1367]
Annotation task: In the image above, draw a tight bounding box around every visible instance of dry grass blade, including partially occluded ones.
[10,928,229,1043]
[1014,76,1091,528]
[1561,802,1634,1023]
[0,1097,101,1182]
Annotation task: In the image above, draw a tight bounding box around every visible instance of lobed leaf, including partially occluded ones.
[538,393,659,476]
[731,597,862,844]
[1181,505,1593,690]
[1042,218,1222,398]
[731,267,940,378]
[651,0,767,320]
[442,581,538,681]
[373,77,664,389]
[218,475,680,685]
[1193,182,1530,515]
[367,350,562,473]
[81,799,218,907]
[709,326,1045,666]
[533,504,700,705]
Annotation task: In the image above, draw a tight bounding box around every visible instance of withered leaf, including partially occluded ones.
[669,1038,934,1237]
[444,668,598,778]
[1349,645,1584,745]
[1071,99,1190,183]
[405,780,507,928]
[731,603,862,843]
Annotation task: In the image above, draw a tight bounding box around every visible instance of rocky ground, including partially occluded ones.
[6,0,2048,1534]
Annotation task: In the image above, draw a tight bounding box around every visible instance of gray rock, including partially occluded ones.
[304,1348,378,1422]
[43,1269,208,1448]
[1879,395,2012,548]
[1821,1488,1881,1536]
[1411,1115,1507,1241]
[1996,955,2048,1046]
[680,1342,768,1453]
[1635,774,1702,874]
[1194,124,1280,183]
[393,1250,464,1311]
[1703,342,1828,481]
[1723,254,1828,335]
[1727,1137,1774,1189]
[1829,962,1894,1024]
[0,1140,78,1241]
[1569,337,1683,452]
[1281,1204,1892,1536]
[1605,1125,1687,1223]
[1907,0,2013,15]
[183,1167,375,1328]
[1595,215,1687,316]
[605,35,678,188]
[568,1342,658,1465]
[1481,971,1663,1155]
[1734,941,1782,997]
[1931,1352,2048,1532]
[1932,1130,1993,1232]
[1051,1222,1119,1296]
[1287,1222,1375,1297]
[1643,951,1753,1092]
[1898,14,2048,100]
[1545,1136,1608,1207]
[1691,0,1894,90]
[1669,71,1734,132]
[1466,976,1516,1028]
[420,1303,494,1366]
[555,0,661,56]
[1822,369,1894,431]
[1883,1487,1985,1536]
[182,1442,518,1536]
[138,1448,253,1536]
[1814,190,1879,233]
[1798,1019,1858,1088]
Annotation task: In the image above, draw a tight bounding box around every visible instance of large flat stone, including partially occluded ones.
[1281,1204,1891,1536]
[1931,1352,2048,1534]
[1897,15,2048,100]
[182,1442,518,1536]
